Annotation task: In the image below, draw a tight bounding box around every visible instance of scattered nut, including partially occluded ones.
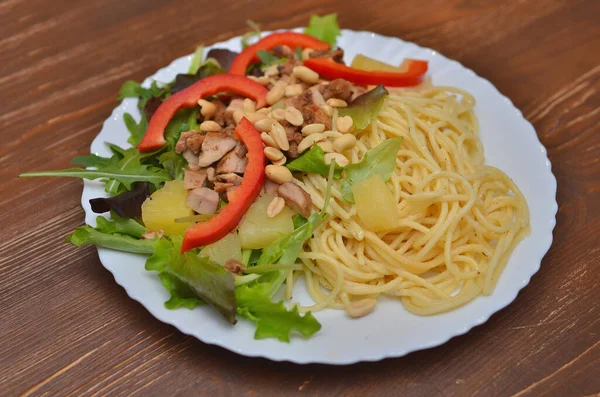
[264,65,280,77]
[270,122,290,151]
[326,98,348,108]
[336,115,354,133]
[346,298,377,318]
[301,123,326,136]
[266,196,286,218]
[266,82,286,105]
[297,133,326,154]
[293,65,320,84]
[265,165,293,184]
[200,120,221,132]
[317,140,334,153]
[255,118,274,132]
[244,98,256,113]
[233,109,244,124]
[301,48,314,61]
[325,152,350,167]
[285,84,304,97]
[245,112,267,124]
[321,104,333,117]
[197,99,215,119]
[333,134,357,153]
[270,108,286,122]
[284,106,304,126]
[264,147,284,162]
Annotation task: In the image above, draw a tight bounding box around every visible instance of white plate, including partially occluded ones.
[82,29,557,364]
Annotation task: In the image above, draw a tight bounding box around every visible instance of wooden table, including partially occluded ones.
[2,0,599,395]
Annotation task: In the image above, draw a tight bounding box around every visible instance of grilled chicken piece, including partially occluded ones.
[206,167,217,182]
[309,48,345,63]
[197,132,238,167]
[184,169,208,190]
[277,182,313,218]
[175,131,204,154]
[262,179,280,195]
[217,173,243,185]
[214,182,234,193]
[216,148,247,174]
[186,187,219,214]
[322,78,355,102]
[182,149,200,170]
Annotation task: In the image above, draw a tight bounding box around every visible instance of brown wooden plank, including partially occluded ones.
[1,0,599,396]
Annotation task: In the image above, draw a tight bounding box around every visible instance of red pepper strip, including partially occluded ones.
[229,32,330,75]
[137,75,268,152]
[181,117,265,253]
[303,58,429,87]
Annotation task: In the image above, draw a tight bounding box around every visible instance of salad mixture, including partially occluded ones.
[21,14,429,341]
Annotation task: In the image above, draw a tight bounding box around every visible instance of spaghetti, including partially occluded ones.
[293,85,530,316]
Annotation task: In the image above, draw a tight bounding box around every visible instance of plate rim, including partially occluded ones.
[82,28,558,364]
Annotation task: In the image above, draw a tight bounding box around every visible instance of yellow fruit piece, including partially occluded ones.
[238,195,295,249]
[141,180,194,236]
[353,175,398,232]
[201,232,242,265]
[351,54,408,73]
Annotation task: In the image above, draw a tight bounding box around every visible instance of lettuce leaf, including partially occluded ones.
[339,84,389,130]
[188,46,205,74]
[304,13,341,47]
[159,273,204,310]
[340,137,403,202]
[236,280,321,342]
[65,225,155,254]
[286,144,344,178]
[95,212,147,238]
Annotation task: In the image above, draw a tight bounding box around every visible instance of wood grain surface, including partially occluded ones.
[1,0,599,395]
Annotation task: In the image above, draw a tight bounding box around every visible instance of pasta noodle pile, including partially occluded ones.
[293,85,530,316]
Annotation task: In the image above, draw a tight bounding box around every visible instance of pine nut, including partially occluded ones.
[301,123,326,136]
[261,132,277,147]
[272,156,287,166]
[325,152,349,167]
[333,134,357,153]
[270,108,286,122]
[321,104,333,117]
[264,65,280,77]
[317,140,334,153]
[266,197,286,218]
[326,98,348,108]
[245,112,267,124]
[301,48,314,61]
[285,84,304,97]
[257,107,270,114]
[255,118,274,132]
[264,147,284,162]
[336,115,354,133]
[298,133,325,154]
[266,83,286,105]
[200,120,221,132]
[197,99,216,119]
[270,122,290,151]
[265,165,293,184]
[284,107,304,126]
[311,88,326,106]
[346,298,377,318]
[233,109,244,124]
[293,65,319,84]
[248,75,270,85]
[244,98,256,113]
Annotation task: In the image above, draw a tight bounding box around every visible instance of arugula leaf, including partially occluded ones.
[158,150,186,180]
[236,281,321,342]
[241,19,262,49]
[123,112,148,146]
[340,137,403,202]
[339,84,389,130]
[159,273,204,310]
[188,46,204,74]
[19,152,170,194]
[65,225,155,254]
[71,154,111,168]
[95,212,147,238]
[286,144,344,178]
[304,13,341,47]
[256,50,288,71]
[117,80,169,109]
[117,80,144,100]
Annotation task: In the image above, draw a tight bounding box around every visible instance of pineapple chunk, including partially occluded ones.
[201,232,242,266]
[351,54,408,73]
[353,175,398,232]
[238,195,294,249]
[141,180,194,236]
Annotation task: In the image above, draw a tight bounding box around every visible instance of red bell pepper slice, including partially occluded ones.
[137,74,268,152]
[181,117,265,253]
[302,58,429,87]
[229,32,330,75]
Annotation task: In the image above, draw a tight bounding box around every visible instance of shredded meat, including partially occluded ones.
[205,167,217,183]
[197,132,238,167]
[285,90,331,130]
[216,147,247,174]
[322,78,355,102]
[186,187,219,214]
[184,169,208,190]
[214,182,234,193]
[309,48,345,64]
[175,131,204,154]
[211,100,228,126]
[272,45,294,58]
[281,121,303,159]
[224,259,246,275]
[217,173,243,185]
[277,182,313,218]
